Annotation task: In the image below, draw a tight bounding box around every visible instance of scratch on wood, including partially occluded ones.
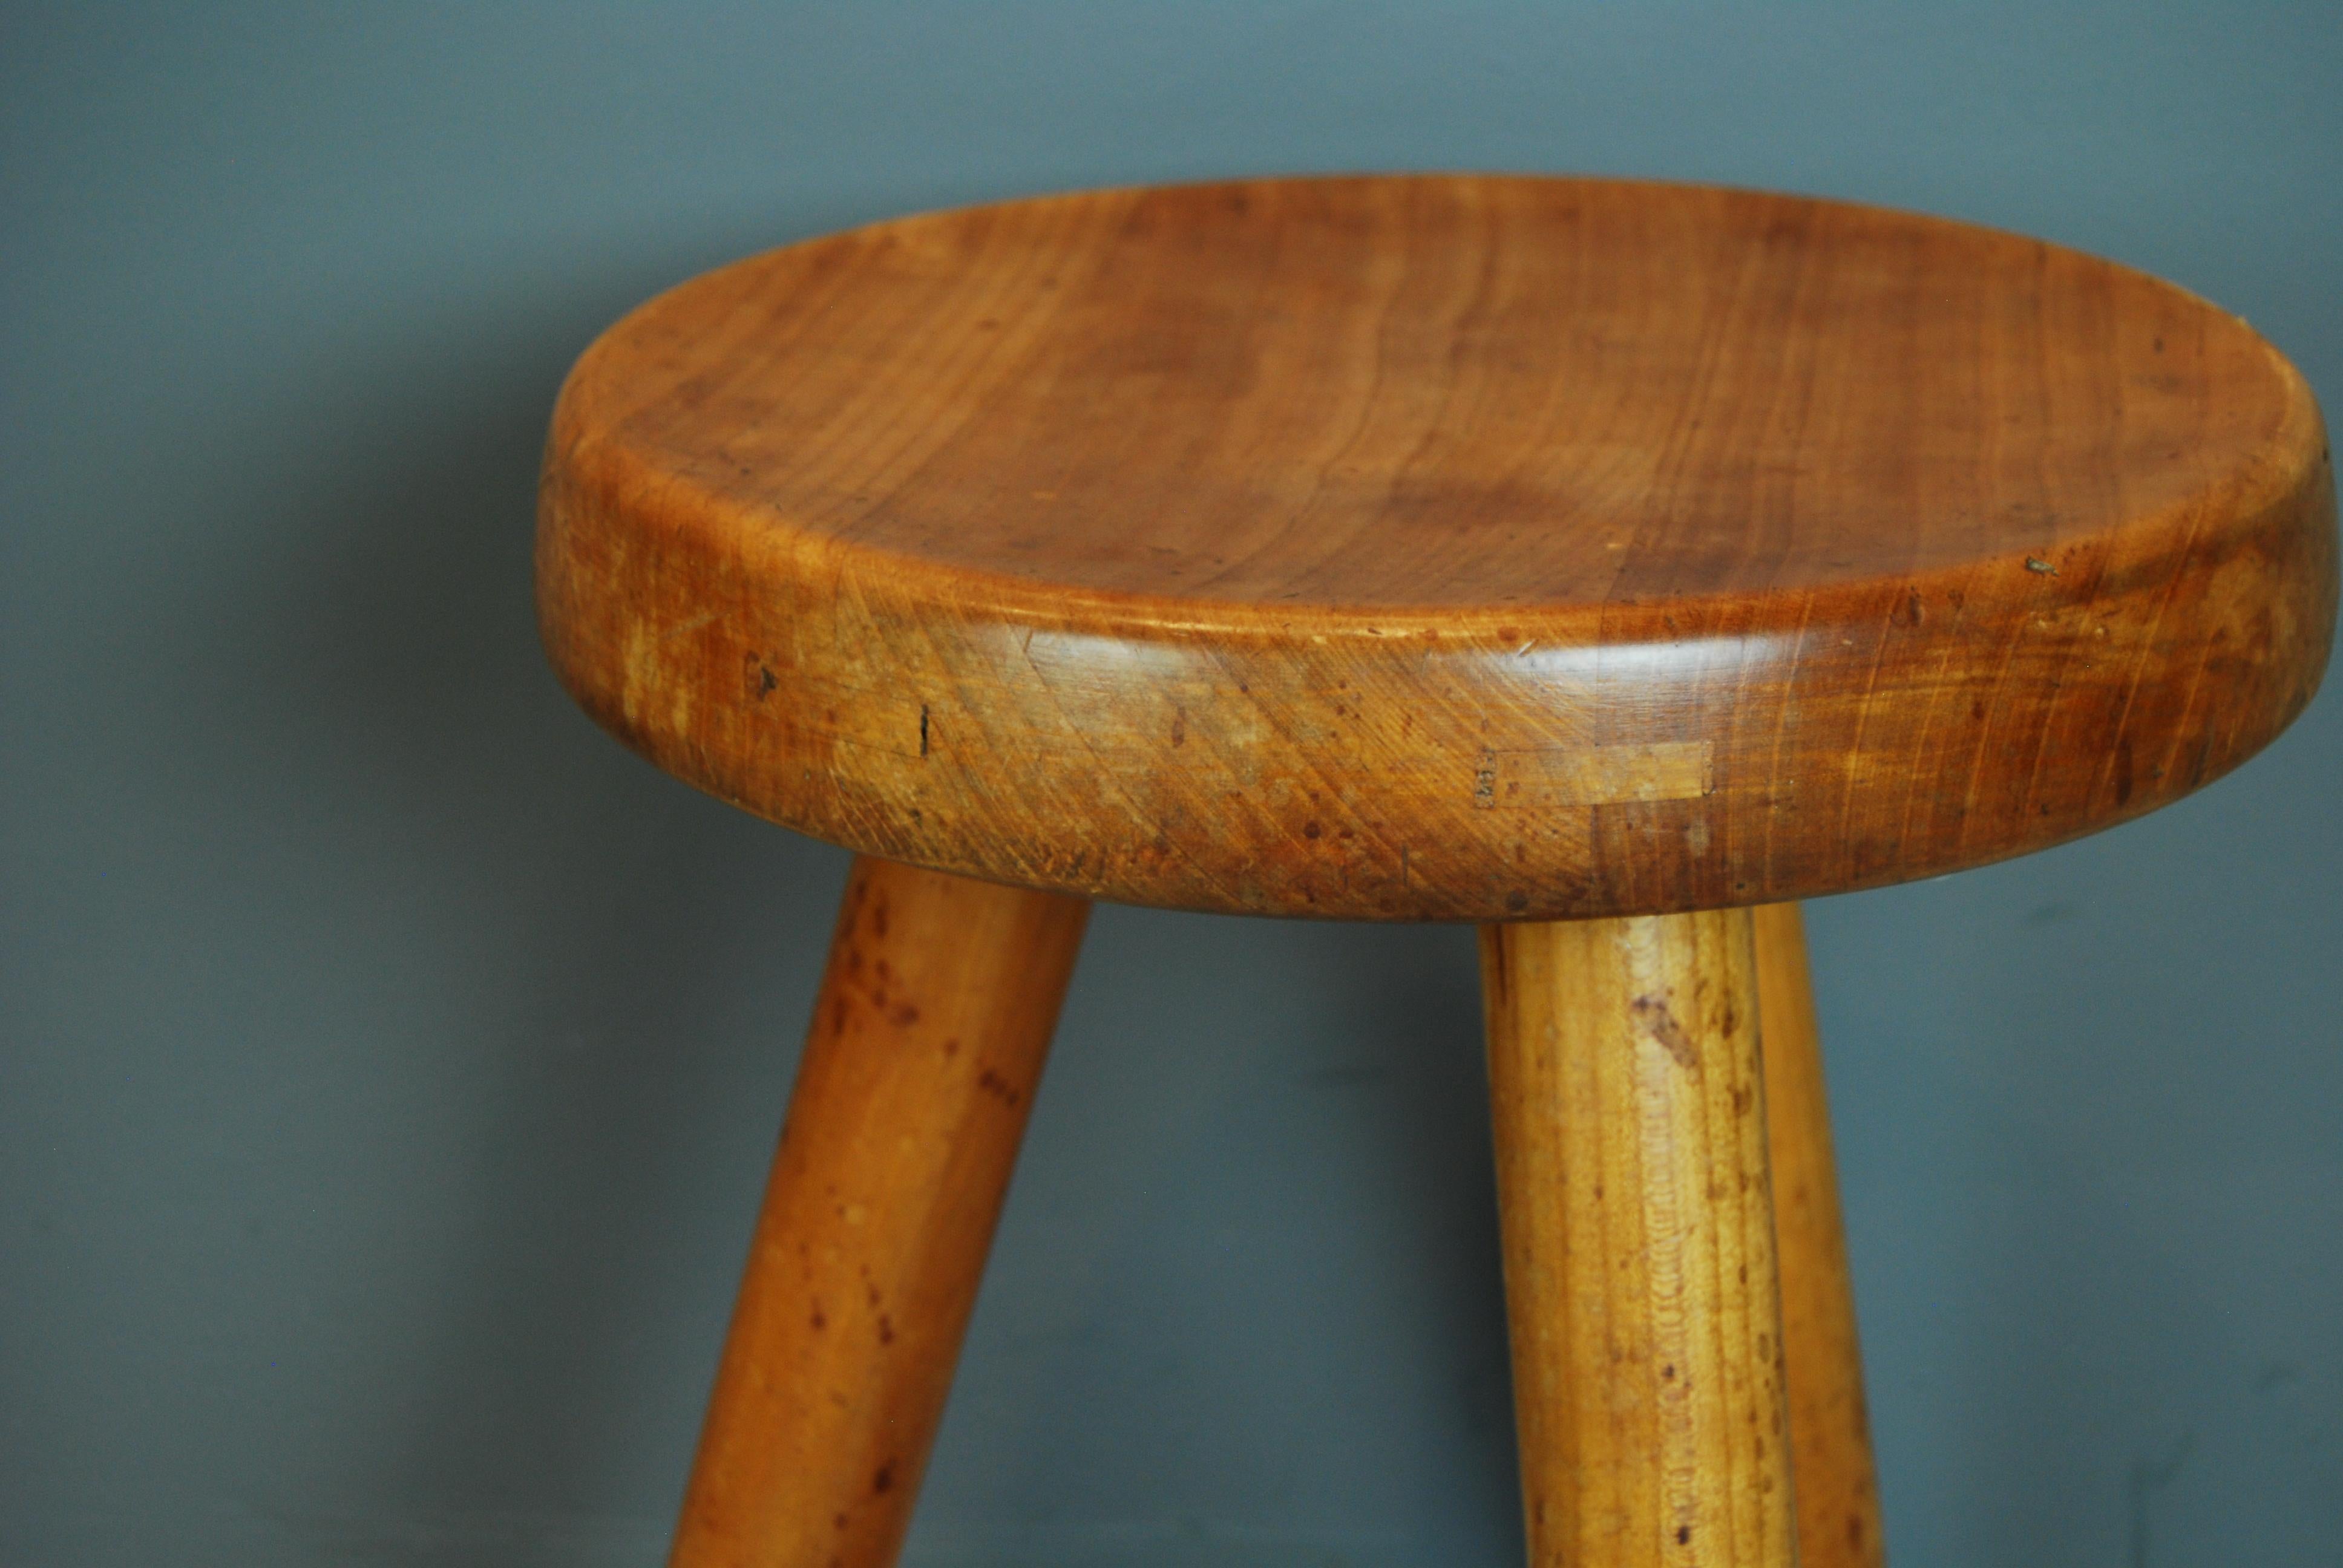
[1631,993,1702,1071]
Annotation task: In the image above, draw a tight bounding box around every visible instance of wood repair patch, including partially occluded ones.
[1473,742,1713,808]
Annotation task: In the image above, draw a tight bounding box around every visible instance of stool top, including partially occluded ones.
[539,175,2334,921]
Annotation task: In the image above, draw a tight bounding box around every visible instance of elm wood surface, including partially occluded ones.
[669,857,1087,1568]
[537,174,2336,923]
[1753,903,1882,1568]
[1480,907,1795,1567]
[535,173,2333,1568]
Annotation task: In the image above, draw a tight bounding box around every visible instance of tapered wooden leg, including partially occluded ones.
[669,856,1089,1568]
[1752,903,1884,1568]
[1480,908,1798,1567]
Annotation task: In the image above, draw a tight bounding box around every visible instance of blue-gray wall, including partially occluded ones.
[5,4,2338,1564]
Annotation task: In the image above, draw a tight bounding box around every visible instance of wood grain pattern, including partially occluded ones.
[1481,907,1795,1567]
[539,175,2336,921]
[1754,903,1881,1568]
[669,856,1087,1568]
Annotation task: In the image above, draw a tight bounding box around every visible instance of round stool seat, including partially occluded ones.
[538,174,2334,920]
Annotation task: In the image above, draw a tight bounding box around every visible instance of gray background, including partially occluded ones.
[5,3,2339,1564]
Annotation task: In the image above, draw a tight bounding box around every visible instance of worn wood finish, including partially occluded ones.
[539,174,2336,922]
[1754,903,1882,1568]
[1481,907,1795,1567]
[670,856,1087,1568]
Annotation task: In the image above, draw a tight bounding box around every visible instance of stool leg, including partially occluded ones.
[1752,903,1884,1568]
[1480,909,1798,1567]
[668,856,1089,1568]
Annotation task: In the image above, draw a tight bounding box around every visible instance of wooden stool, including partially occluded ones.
[536,177,2335,1567]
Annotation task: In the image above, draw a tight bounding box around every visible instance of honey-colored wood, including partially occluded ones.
[539,172,2337,1565]
[1480,907,1795,1567]
[1754,904,1882,1568]
[539,174,2336,922]
[669,855,1087,1568]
